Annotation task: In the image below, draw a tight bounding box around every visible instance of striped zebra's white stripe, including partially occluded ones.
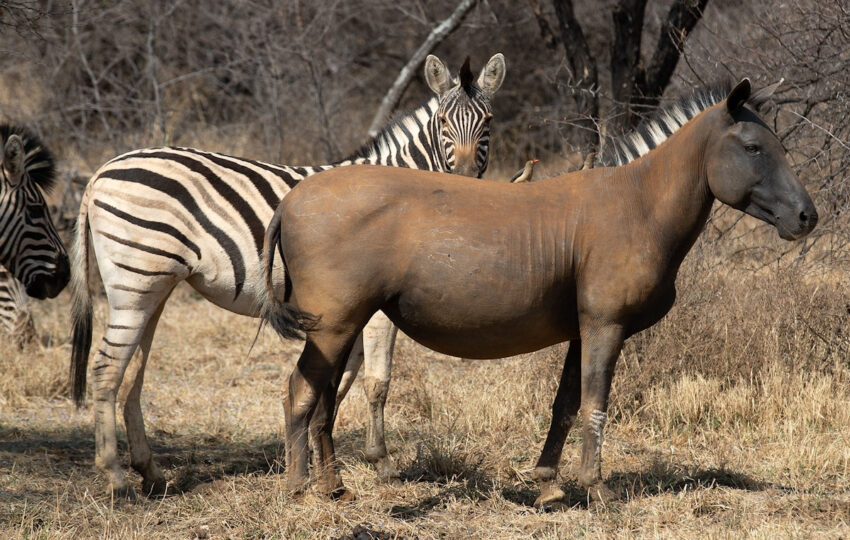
[70,53,507,497]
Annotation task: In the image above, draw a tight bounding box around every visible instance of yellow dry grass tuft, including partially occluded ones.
[1,254,848,538]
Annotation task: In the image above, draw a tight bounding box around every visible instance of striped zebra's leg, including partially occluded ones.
[118,294,171,497]
[361,311,400,483]
[92,308,152,499]
[334,332,364,418]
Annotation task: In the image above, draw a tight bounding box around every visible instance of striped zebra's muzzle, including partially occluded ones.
[25,252,70,299]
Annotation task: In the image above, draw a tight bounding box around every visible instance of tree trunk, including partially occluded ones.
[610,0,648,131]
[551,0,600,151]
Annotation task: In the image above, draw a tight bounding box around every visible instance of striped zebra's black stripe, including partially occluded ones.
[93,199,202,259]
[70,53,507,497]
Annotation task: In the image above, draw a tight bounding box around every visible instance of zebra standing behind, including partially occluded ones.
[70,53,506,498]
[0,267,37,347]
[0,125,69,302]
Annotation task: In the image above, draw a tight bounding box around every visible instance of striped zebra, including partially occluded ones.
[70,53,506,498]
[0,267,37,347]
[0,125,69,303]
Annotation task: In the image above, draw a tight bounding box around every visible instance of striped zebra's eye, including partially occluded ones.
[26,204,46,220]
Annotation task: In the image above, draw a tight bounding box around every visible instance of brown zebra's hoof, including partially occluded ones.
[142,477,169,498]
[533,481,566,508]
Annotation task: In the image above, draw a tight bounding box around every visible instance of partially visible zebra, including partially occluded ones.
[0,125,69,301]
[70,53,507,498]
[0,267,36,347]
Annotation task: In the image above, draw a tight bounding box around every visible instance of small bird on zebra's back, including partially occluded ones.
[510,159,538,183]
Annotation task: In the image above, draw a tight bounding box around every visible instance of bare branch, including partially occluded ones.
[551,0,600,151]
[639,0,710,102]
[367,0,479,138]
[610,0,648,130]
[526,0,558,50]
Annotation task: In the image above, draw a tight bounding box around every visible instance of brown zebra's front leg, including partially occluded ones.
[575,323,624,503]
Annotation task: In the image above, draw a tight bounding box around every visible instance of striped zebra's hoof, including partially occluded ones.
[110,484,138,502]
[586,482,617,505]
[373,457,401,485]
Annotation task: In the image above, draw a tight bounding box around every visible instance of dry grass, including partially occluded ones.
[1,251,849,539]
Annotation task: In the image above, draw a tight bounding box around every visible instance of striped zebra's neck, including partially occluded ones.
[159,97,442,181]
[336,97,442,170]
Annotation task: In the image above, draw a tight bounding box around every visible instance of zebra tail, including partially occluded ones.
[70,187,93,407]
[260,203,319,340]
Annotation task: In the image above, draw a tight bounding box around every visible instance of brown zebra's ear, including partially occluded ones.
[3,134,24,186]
[726,78,751,115]
[425,55,453,98]
[749,78,784,111]
[476,53,505,98]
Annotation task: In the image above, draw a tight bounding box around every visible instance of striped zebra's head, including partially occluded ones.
[425,54,506,178]
[0,126,69,299]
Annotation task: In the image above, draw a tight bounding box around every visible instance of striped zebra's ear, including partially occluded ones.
[3,134,24,186]
[425,54,452,98]
[476,53,506,98]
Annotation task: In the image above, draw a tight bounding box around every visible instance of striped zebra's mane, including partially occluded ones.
[0,124,57,192]
[342,98,439,164]
[598,81,733,167]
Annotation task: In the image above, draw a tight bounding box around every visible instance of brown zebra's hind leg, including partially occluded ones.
[285,330,356,498]
[532,340,582,508]
[308,333,359,501]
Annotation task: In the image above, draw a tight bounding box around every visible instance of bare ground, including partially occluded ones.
[1,257,849,539]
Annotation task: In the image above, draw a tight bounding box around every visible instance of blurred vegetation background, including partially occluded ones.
[0,0,847,266]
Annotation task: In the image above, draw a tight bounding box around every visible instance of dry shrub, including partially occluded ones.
[611,251,849,419]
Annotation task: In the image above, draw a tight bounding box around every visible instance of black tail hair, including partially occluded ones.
[260,203,320,339]
[70,302,92,407]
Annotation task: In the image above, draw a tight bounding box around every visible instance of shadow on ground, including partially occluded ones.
[0,425,286,500]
